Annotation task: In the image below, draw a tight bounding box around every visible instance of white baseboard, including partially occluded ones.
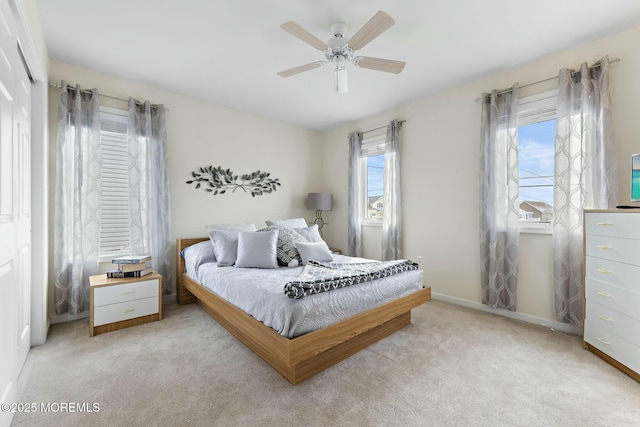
[162,293,176,304]
[431,292,582,336]
[50,311,89,325]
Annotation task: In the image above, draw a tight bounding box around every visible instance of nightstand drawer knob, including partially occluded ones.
[597,291,611,298]
[597,269,612,274]
[596,337,611,345]
[122,291,136,295]
[597,222,613,226]
[597,314,613,322]
[597,245,613,250]
[124,308,136,313]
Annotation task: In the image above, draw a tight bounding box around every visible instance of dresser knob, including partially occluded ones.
[597,314,613,322]
[597,269,612,274]
[597,245,613,250]
[596,337,611,345]
[596,222,613,226]
[597,291,611,298]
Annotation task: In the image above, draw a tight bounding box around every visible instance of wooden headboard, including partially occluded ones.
[176,237,209,304]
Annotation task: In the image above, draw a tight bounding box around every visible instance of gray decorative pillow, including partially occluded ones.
[258,225,306,266]
[208,229,240,267]
[180,240,216,277]
[265,218,308,229]
[294,224,323,243]
[235,230,278,269]
[294,241,334,265]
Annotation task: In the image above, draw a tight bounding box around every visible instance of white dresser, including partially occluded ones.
[89,271,162,336]
[583,209,640,382]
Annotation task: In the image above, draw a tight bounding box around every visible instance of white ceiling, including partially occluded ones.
[35,0,640,131]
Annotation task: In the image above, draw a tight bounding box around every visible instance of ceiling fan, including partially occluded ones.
[277,11,406,94]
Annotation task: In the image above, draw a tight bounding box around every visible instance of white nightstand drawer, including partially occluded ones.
[586,278,640,320]
[585,212,640,239]
[93,279,159,307]
[584,317,640,375]
[585,256,640,292]
[585,300,640,344]
[585,235,640,266]
[93,296,159,327]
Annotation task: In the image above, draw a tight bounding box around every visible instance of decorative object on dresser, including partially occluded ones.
[306,192,333,236]
[186,165,281,197]
[583,209,640,382]
[89,271,162,336]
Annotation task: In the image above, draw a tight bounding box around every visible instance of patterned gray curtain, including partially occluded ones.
[53,82,101,315]
[127,99,172,293]
[479,84,520,311]
[553,56,618,325]
[382,119,402,260]
[348,131,363,257]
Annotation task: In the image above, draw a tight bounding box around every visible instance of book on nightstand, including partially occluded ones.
[106,268,154,279]
[111,255,152,264]
[116,262,149,272]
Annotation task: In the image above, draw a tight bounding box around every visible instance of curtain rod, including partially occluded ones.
[47,81,167,110]
[361,119,406,135]
[475,57,620,101]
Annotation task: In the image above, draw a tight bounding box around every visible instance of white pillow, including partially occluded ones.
[265,218,308,229]
[235,230,278,269]
[205,223,257,232]
[294,241,334,265]
[294,224,323,243]
[208,229,241,266]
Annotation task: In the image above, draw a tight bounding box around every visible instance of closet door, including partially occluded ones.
[0,1,31,425]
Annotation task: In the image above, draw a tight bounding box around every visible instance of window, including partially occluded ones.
[517,90,557,227]
[99,107,130,257]
[361,135,386,222]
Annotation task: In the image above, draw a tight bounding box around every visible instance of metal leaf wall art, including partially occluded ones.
[186,165,281,197]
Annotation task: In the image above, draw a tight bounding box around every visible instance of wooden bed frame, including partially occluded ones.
[176,237,431,384]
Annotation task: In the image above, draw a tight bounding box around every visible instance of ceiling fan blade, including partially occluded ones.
[355,57,406,74]
[347,11,395,51]
[277,62,324,77]
[280,21,328,51]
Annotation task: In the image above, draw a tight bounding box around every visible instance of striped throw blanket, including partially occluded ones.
[284,259,419,299]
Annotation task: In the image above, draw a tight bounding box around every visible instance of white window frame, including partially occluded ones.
[518,89,558,235]
[98,106,131,261]
[361,135,386,226]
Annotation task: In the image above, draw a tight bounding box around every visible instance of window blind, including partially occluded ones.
[99,108,130,255]
[518,89,558,126]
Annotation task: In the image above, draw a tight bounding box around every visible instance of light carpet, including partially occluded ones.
[13,299,640,427]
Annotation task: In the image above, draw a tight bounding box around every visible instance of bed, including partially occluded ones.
[176,236,431,384]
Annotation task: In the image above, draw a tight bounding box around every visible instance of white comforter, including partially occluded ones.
[189,255,423,338]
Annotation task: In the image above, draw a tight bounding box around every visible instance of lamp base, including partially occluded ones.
[313,210,328,236]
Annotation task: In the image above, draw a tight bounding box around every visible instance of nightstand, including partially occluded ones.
[89,271,162,336]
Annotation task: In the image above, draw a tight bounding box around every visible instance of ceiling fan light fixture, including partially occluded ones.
[333,55,348,94]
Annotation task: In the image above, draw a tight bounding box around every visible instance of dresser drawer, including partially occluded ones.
[585,234,640,266]
[585,212,640,239]
[584,315,640,375]
[585,256,640,293]
[585,300,640,344]
[93,279,159,307]
[93,296,159,327]
[586,278,640,320]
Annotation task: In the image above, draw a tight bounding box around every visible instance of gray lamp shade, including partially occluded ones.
[306,193,333,211]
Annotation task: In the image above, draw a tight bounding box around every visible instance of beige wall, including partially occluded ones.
[47,61,323,314]
[45,26,640,326]
[320,27,640,326]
